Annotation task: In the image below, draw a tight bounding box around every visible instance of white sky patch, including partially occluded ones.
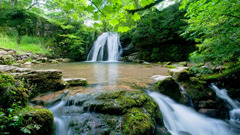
[84,20,101,27]
[156,0,176,10]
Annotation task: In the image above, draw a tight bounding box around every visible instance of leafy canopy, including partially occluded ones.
[180,0,240,65]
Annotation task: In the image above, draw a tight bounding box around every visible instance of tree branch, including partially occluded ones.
[126,0,164,14]
[91,1,106,17]
[27,2,38,10]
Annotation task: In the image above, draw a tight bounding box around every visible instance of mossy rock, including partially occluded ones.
[22,108,54,135]
[180,77,214,106]
[156,77,181,101]
[0,73,29,108]
[122,108,154,135]
[179,62,188,66]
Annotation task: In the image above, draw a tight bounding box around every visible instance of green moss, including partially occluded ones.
[165,65,177,69]
[122,108,154,135]
[179,62,188,66]
[22,108,54,135]
[0,73,29,108]
[156,77,181,101]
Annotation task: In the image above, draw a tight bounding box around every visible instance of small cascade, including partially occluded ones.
[210,83,240,109]
[147,90,239,135]
[87,32,122,62]
[48,99,71,135]
[178,84,194,108]
[210,83,240,133]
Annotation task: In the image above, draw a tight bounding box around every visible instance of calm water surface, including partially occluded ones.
[27,62,168,91]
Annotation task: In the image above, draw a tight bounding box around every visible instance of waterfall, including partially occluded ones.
[147,90,239,135]
[87,32,122,62]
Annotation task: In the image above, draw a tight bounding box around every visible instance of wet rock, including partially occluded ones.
[51,60,58,64]
[164,62,172,65]
[63,78,87,86]
[32,60,40,64]
[168,67,189,81]
[179,61,188,66]
[122,108,154,135]
[62,58,70,62]
[198,100,217,108]
[151,75,171,82]
[24,61,31,65]
[0,65,32,73]
[63,90,163,135]
[0,50,7,55]
[199,108,218,118]
[156,77,181,101]
[17,60,24,64]
[37,57,48,62]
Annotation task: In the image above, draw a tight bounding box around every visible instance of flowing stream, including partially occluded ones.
[87,32,122,62]
[147,84,240,135]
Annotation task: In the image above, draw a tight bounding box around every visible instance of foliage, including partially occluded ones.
[121,3,196,61]
[180,0,240,65]
[0,73,30,134]
[0,30,50,55]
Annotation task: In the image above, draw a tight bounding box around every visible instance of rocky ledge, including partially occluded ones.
[0,65,88,98]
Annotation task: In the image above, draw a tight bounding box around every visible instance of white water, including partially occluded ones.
[49,100,71,135]
[148,91,239,135]
[87,32,122,62]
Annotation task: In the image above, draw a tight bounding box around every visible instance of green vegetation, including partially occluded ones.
[0,31,49,55]
[0,72,54,134]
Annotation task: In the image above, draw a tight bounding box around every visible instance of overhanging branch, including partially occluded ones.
[91,1,106,17]
[126,0,164,14]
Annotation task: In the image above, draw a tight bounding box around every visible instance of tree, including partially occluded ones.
[180,0,240,65]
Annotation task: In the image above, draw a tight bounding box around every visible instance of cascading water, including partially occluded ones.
[87,32,122,62]
[210,83,240,133]
[147,90,240,135]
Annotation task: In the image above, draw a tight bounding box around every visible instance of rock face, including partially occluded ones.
[155,77,181,101]
[42,90,167,135]
[168,67,189,81]
[13,69,66,97]
[63,78,87,86]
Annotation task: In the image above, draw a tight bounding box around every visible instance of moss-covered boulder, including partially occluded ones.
[156,77,181,101]
[122,108,154,135]
[168,67,189,81]
[22,108,54,135]
[64,90,164,134]
[0,73,29,108]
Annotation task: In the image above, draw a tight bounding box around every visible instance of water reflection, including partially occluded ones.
[93,62,118,91]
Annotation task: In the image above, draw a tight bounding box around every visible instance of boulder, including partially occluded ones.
[0,50,8,55]
[151,75,171,82]
[62,58,70,62]
[0,65,32,73]
[199,108,218,118]
[24,62,32,65]
[155,77,181,101]
[168,67,189,81]
[32,60,40,64]
[17,60,24,64]
[37,57,48,62]
[22,108,54,135]
[179,61,188,66]
[63,78,87,86]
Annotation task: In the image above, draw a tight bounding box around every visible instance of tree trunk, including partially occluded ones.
[17,33,21,46]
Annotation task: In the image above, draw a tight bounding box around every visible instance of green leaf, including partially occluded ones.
[131,13,141,21]
[110,18,119,26]
[140,0,153,7]
[63,2,74,10]
[118,26,130,33]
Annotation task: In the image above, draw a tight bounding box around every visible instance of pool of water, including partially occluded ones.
[26,62,169,91]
